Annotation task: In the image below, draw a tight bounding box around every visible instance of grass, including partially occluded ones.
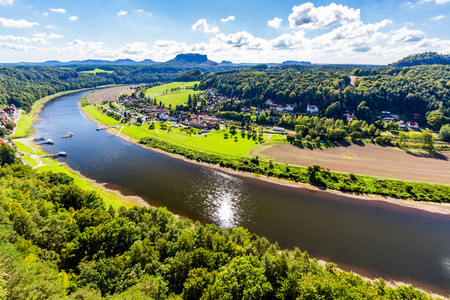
[80,68,114,74]
[153,90,196,107]
[120,122,264,158]
[83,105,120,126]
[145,82,199,97]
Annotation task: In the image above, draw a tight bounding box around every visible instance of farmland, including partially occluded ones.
[87,84,138,104]
[250,142,450,185]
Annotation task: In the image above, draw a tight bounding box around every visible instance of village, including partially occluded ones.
[0,104,20,142]
[95,86,423,136]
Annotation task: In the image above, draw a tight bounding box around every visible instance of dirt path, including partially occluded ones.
[250,142,450,185]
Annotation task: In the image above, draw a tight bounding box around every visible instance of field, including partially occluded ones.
[87,84,138,104]
[80,68,114,74]
[83,105,120,126]
[145,82,199,96]
[250,142,450,185]
[122,123,263,157]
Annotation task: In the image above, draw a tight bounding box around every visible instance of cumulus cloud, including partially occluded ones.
[117,10,127,16]
[390,27,426,43]
[211,31,266,49]
[0,42,38,52]
[69,16,79,21]
[288,2,360,29]
[192,19,219,34]
[0,17,38,28]
[46,24,55,29]
[221,16,235,22]
[0,34,46,44]
[120,42,148,55]
[0,0,14,5]
[431,14,445,20]
[50,8,66,14]
[268,17,283,28]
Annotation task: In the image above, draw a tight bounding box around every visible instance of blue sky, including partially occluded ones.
[0,0,449,64]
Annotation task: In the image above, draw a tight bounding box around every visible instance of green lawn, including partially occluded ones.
[121,122,264,158]
[153,90,197,107]
[145,82,199,97]
[83,105,120,126]
[80,68,114,74]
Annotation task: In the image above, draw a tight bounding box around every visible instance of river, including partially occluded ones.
[35,90,450,296]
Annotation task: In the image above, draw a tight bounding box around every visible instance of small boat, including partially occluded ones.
[62,132,74,138]
[44,139,54,145]
[58,151,67,156]
[33,137,45,141]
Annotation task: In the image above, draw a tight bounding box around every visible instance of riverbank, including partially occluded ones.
[80,104,450,216]
[11,88,147,209]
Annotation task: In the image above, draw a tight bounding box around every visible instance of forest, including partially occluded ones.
[0,143,438,299]
[199,63,450,119]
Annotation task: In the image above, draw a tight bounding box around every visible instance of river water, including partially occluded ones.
[35,90,450,296]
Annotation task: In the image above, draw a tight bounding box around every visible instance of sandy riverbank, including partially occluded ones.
[80,104,450,216]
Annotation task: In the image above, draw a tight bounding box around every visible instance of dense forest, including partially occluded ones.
[199,63,450,118]
[0,65,189,112]
[0,143,438,299]
[390,52,450,68]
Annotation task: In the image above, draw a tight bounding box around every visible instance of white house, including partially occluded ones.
[407,121,419,129]
[285,104,294,112]
[306,104,319,114]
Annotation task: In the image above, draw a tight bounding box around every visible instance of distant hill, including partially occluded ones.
[390,52,450,67]
[165,53,218,66]
[281,60,312,66]
[2,58,158,67]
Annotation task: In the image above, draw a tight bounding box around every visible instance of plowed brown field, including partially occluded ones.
[88,85,138,104]
[250,142,450,185]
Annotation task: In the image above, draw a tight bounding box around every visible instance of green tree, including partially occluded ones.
[439,124,450,142]
[421,131,435,149]
[426,110,446,130]
[0,143,17,166]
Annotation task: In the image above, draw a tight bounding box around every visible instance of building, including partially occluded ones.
[285,104,294,112]
[306,104,319,114]
[407,121,419,129]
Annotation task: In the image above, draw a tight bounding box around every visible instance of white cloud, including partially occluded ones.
[0,42,38,52]
[0,17,39,28]
[390,27,426,43]
[431,14,445,20]
[0,0,14,6]
[419,0,450,4]
[117,10,127,16]
[288,2,360,29]
[120,42,148,55]
[50,8,67,14]
[221,16,235,22]
[211,31,267,50]
[69,16,79,21]
[268,17,283,28]
[48,33,64,39]
[42,12,49,16]
[133,9,152,16]
[192,19,219,34]
[46,24,55,29]
[0,35,46,44]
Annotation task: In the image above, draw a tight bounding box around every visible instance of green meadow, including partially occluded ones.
[121,122,265,158]
[80,68,114,74]
[82,105,121,126]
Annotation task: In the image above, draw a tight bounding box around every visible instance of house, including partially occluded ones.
[381,111,391,116]
[273,127,284,132]
[265,99,274,106]
[159,113,169,121]
[398,120,406,129]
[275,105,284,112]
[205,120,218,129]
[306,104,319,114]
[383,117,395,123]
[407,121,419,129]
[285,104,294,112]
[255,108,264,115]
[190,122,203,129]
[343,113,353,122]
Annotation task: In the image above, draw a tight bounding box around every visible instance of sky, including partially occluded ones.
[0,0,449,64]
